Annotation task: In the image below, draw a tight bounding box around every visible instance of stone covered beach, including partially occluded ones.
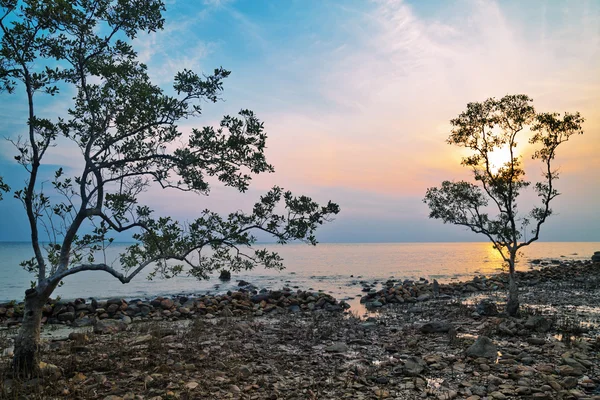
[1,257,600,399]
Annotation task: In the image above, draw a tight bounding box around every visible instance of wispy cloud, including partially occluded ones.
[253,0,600,193]
[132,5,218,84]
[1,0,598,241]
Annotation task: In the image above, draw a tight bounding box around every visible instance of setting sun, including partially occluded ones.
[488,145,514,173]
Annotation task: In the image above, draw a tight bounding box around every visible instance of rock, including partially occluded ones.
[94,319,128,334]
[238,280,250,286]
[497,321,516,336]
[489,392,506,400]
[516,387,531,395]
[72,372,87,382]
[178,307,190,315]
[185,381,199,390]
[288,305,301,313]
[238,365,252,378]
[160,299,174,310]
[466,336,498,359]
[417,294,431,302]
[420,321,452,333]
[476,299,498,316]
[397,356,427,376]
[558,365,583,376]
[437,390,458,400]
[567,390,586,398]
[107,298,125,306]
[532,393,550,399]
[219,270,231,281]
[592,251,600,262]
[72,316,94,327]
[106,304,119,314]
[561,376,578,389]
[221,307,233,317]
[68,332,89,343]
[527,337,546,345]
[39,361,61,378]
[562,357,586,370]
[370,376,389,384]
[251,293,270,303]
[524,315,551,332]
[130,334,153,345]
[57,311,75,322]
[325,343,348,353]
[103,396,123,400]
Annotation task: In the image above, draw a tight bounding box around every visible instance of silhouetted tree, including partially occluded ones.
[0,0,339,375]
[424,94,583,316]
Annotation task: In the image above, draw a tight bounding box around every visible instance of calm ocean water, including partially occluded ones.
[0,242,598,304]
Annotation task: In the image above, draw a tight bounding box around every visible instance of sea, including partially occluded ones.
[0,242,598,308]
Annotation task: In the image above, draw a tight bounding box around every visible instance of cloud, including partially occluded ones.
[249,0,600,194]
[132,6,217,84]
[1,0,598,242]
[202,0,234,7]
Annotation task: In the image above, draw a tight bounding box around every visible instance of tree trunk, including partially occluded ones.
[12,288,45,377]
[505,258,519,317]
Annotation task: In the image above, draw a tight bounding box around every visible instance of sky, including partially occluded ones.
[0,0,599,243]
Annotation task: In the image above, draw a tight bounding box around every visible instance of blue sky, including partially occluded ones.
[0,0,599,243]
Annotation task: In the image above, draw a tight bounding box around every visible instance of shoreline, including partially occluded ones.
[1,259,599,330]
[1,261,599,399]
[2,243,599,304]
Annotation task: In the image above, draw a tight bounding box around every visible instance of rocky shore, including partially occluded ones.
[0,288,348,332]
[1,260,599,399]
[1,259,598,331]
[359,259,600,309]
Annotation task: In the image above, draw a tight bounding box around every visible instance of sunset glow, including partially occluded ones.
[0,0,598,242]
[487,145,515,174]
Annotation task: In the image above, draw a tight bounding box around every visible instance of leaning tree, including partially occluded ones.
[424,94,583,316]
[0,0,339,375]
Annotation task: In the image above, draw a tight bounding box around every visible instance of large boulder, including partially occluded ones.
[592,251,600,262]
[466,336,497,359]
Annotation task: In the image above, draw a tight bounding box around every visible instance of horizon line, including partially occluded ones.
[0,240,598,245]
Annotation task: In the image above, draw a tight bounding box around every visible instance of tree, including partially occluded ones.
[0,0,339,376]
[423,94,583,316]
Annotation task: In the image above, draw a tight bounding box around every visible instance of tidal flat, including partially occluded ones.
[1,260,600,399]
